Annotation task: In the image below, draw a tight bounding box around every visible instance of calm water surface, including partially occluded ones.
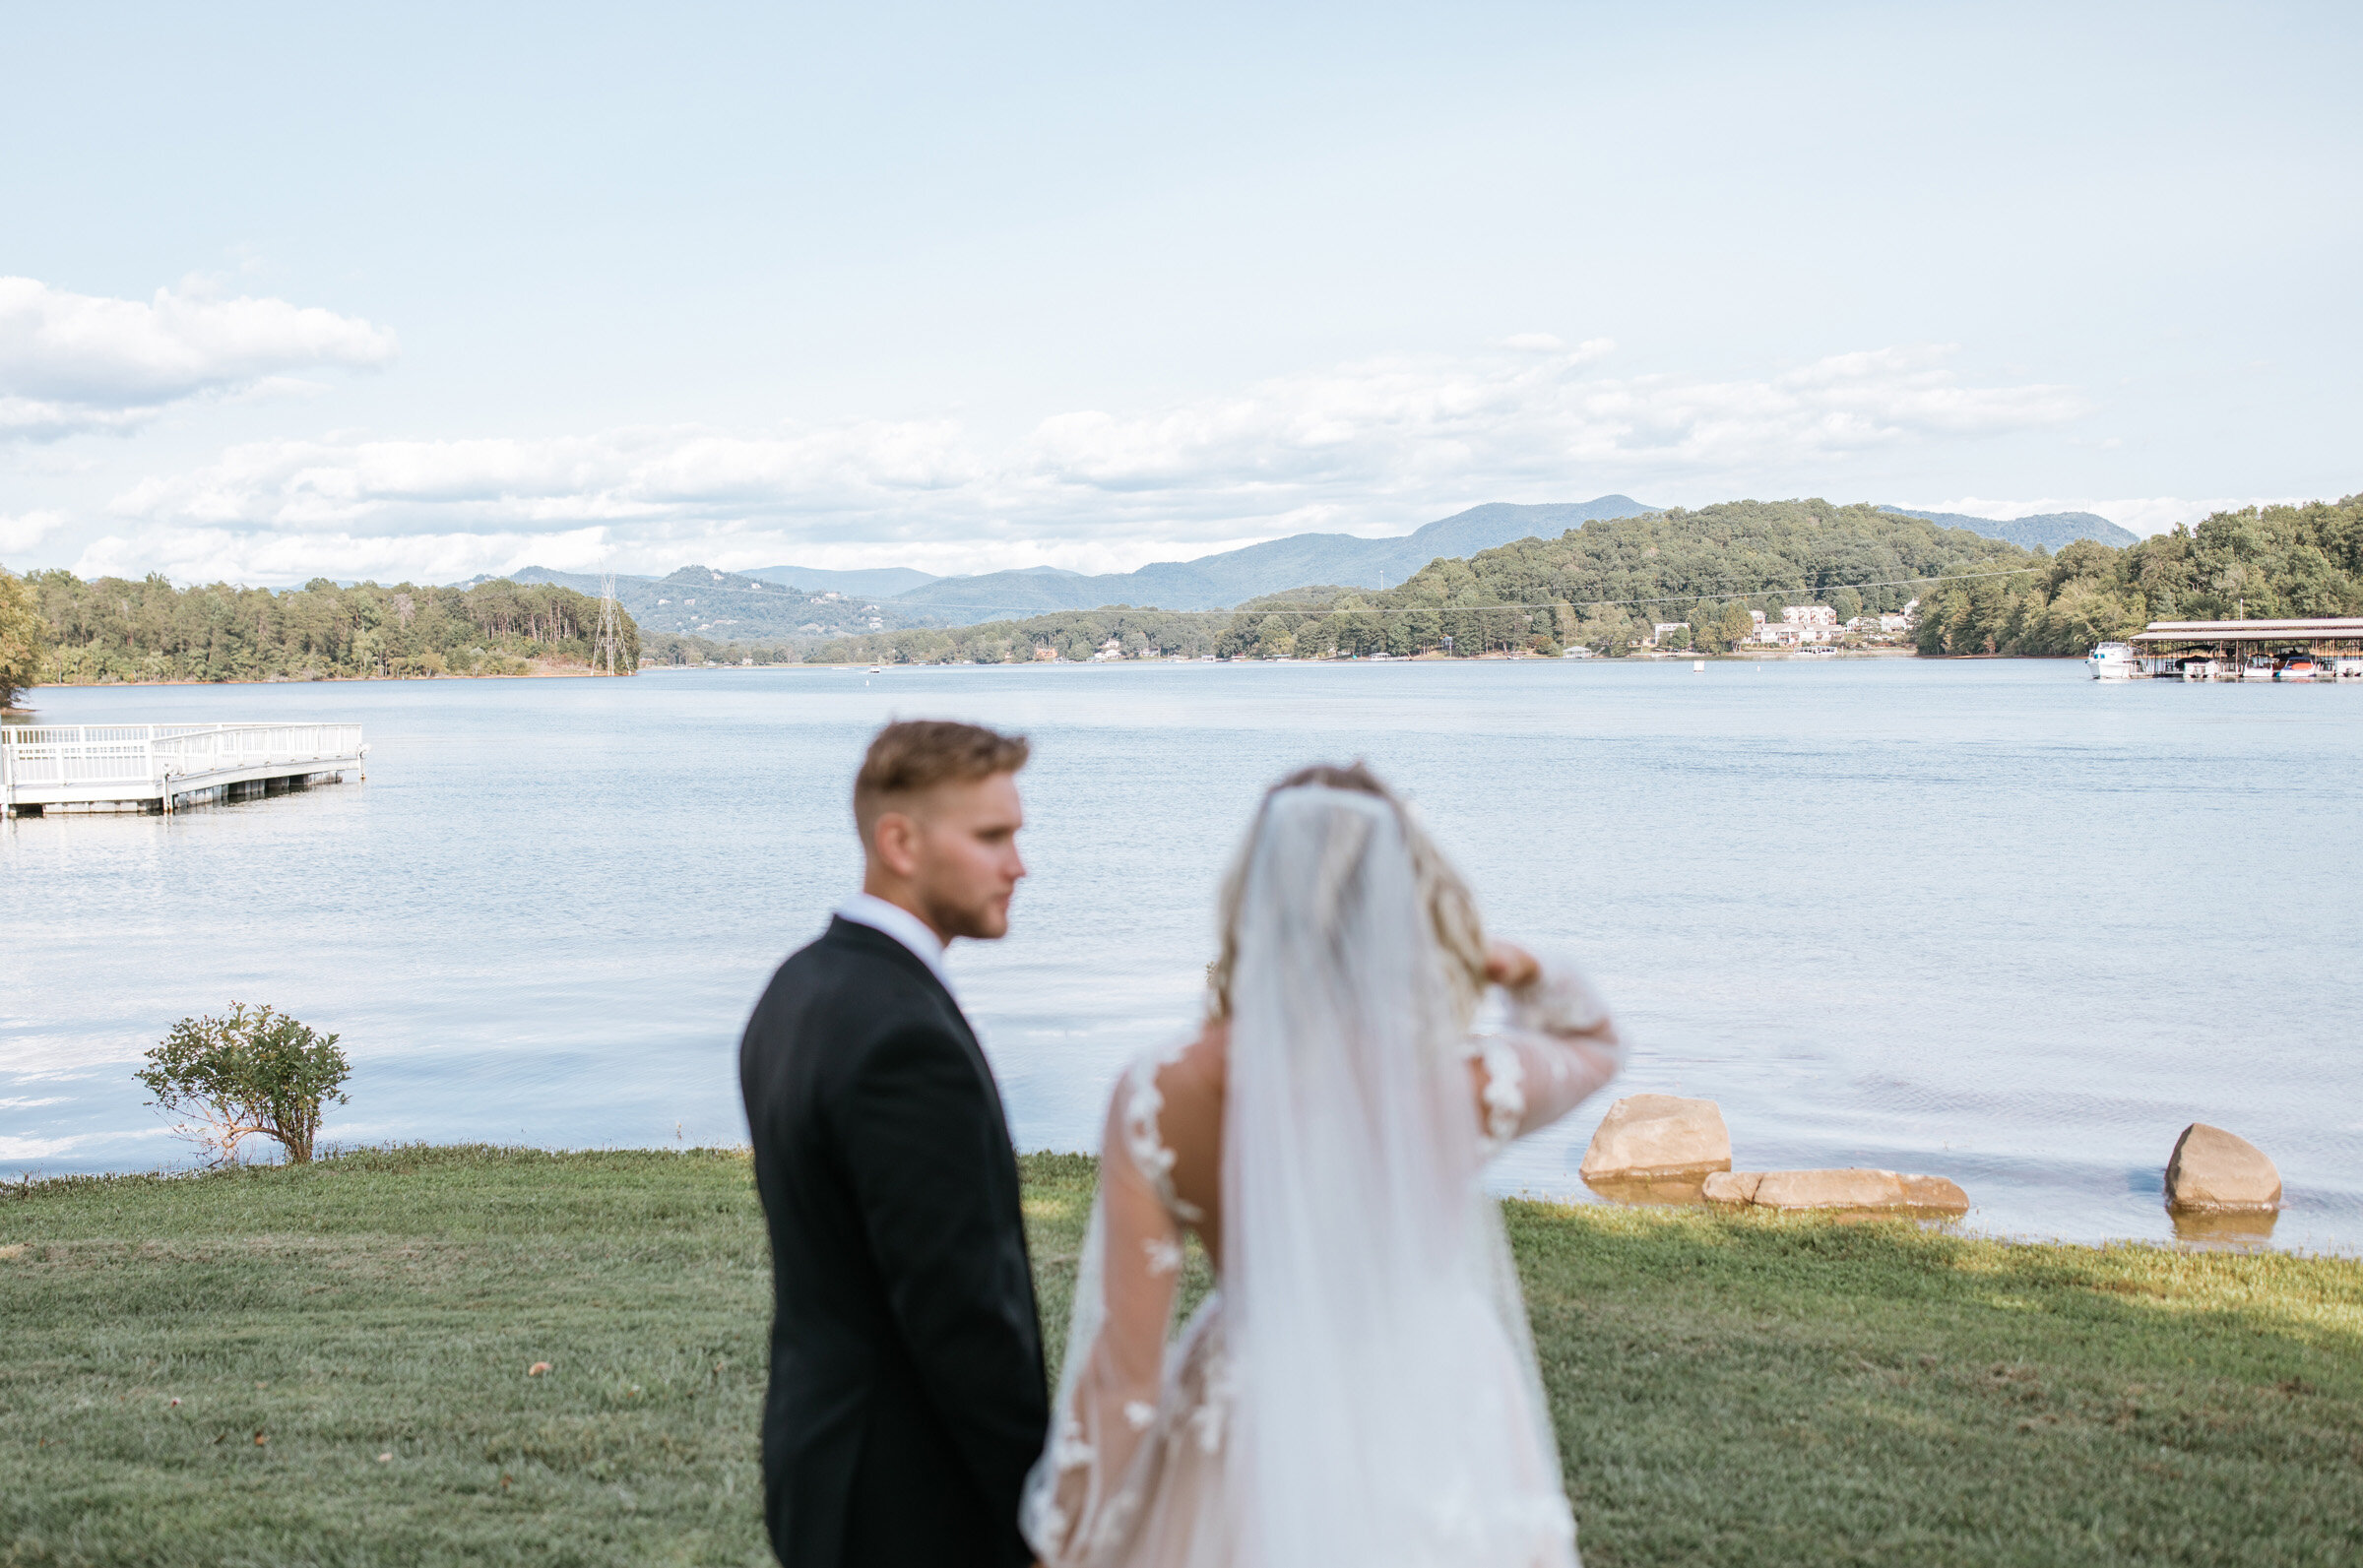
[6,660,2358,1252]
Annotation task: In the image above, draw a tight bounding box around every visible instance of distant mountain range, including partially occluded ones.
[482,494,2140,639]
[1881,507,2138,551]
[739,564,941,597]
[882,497,1661,621]
[503,565,923,641]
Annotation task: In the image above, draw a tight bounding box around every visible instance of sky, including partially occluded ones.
[1,0,2357,586]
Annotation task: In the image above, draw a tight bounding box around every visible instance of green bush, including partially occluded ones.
[134,1003,351,1164]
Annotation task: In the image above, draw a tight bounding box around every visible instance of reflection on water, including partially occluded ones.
[5,659,2359,1254]
[2167,1208,2281,1250]
[1578,1174,1714,1208]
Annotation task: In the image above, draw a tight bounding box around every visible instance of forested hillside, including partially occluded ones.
[21,571,639,684]
[798,500,2042,662]
[1915,495,2363,656]
[1360,498,2031,654]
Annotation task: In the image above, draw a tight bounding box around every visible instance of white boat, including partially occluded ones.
[2336,659,2363,682]
[2180,659,2220,682]
[2087,642,2136,680]
[2242,656,2276,682]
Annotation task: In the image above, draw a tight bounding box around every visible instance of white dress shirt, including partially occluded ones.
[834,892,953,993]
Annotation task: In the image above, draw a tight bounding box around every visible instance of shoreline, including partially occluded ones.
[13,651,2135,693]
[13,662,626,693]
[8,1140,2342,1261]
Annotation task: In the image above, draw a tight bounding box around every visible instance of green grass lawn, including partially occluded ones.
[3,1147,2357,1567]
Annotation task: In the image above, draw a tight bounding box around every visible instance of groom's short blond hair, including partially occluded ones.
[854,720,1030,840]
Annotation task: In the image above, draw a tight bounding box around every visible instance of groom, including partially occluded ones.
[739,720,1048,1567]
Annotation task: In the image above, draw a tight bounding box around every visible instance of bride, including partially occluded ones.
[1021,764,1625,1568]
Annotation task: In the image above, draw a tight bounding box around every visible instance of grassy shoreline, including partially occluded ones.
[4,1147,2358,1566]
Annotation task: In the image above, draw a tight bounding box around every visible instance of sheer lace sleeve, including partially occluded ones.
[1469,956,1624,1156]
[1023,1056,1188,1566]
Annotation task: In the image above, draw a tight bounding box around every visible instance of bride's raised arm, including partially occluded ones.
[1466,945,1625,1154]
[1022,1060,1189,1566]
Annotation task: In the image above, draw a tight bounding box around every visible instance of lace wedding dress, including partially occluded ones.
[1021,785,1625,1568]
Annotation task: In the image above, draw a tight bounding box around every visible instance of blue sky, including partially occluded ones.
[2,1,2356,584]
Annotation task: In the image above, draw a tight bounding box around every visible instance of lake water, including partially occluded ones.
[6,659,2358,1253]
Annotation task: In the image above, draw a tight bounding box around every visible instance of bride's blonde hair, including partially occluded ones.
[1207,761,1489,1027]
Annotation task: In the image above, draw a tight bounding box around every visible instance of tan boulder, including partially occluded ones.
[1752,1168,1908,1209]
[1700,1170,1763,1206]
[1741,1168,1971,1215]
[2164,1124,2280,1212]
[1578,1095,1732,1180]
[1896,1174,1971,1214]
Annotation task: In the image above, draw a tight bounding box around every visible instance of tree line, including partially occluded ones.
[1913,495,2363,656]
[798,500,2041,663]
[10,494,2349,700]
[791,496,2361,666]
[3,570,640,691]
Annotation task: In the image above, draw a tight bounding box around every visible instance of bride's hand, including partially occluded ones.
[1483,940,1540,989]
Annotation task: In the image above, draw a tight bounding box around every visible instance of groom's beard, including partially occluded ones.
[922,884,1014,941]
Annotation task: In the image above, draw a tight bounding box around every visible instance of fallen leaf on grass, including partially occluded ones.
[168,1399,180,1408]
[377,1452,393,1463]
[528,1361,552,1376]
[0,1243,27,1260]
[254,1430,267,1447]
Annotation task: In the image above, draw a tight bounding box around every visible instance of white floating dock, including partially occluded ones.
[0,723,367,816]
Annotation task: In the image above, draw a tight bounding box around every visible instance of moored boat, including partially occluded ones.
[2087,642,2136,680]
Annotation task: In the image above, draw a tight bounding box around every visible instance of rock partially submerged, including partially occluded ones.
[1578,1095,1732,1180]
[1703,1167,1968,1216]
[2164,1124,2280,1213]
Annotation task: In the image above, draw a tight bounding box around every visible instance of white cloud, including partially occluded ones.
[0,276,398,440]
[78,342,2091,583]
[1918,495,2316,536]
[0,509,67,554]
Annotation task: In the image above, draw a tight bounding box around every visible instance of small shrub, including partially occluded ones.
[135,1002,351,1164]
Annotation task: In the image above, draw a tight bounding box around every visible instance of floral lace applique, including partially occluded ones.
[1047,1408,1094,1474]
[1475,1038,1526,1154]
[1143,1237,1183,1276]
[1188,1341,1237,1456]
[1121,1044,1205,1223]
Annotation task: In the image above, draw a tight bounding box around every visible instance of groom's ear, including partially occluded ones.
[866,805,926,880]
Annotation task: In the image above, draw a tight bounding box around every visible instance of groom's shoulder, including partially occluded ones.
[752,919,950,1037]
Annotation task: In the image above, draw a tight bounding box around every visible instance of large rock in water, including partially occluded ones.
[1579,1095,1731,1180]
[2165,1124,2281,1212]
[1708,1168,1970,1215]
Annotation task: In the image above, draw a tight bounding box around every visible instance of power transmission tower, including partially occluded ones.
[594,571,623,675]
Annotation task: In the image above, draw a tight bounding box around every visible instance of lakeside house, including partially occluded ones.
[1742,599,1916,649]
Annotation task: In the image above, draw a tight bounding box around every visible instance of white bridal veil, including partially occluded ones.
[1025,784,1581,1568]
[1222,787,1575,1567]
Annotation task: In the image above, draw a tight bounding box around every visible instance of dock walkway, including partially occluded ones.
[0,723,367,816]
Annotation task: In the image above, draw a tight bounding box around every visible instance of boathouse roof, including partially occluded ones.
[2129,618,2363,644]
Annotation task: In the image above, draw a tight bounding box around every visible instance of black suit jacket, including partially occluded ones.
[739,916,1048,1568]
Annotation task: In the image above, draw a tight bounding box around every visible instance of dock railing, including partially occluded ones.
[1,723,366,812]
